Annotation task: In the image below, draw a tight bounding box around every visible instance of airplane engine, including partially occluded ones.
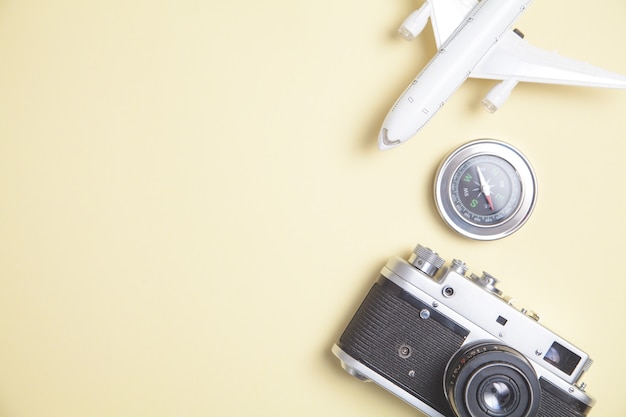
[481,79,519,113]
[398,4,431,41]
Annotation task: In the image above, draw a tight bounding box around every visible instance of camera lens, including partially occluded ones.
[444,342,541,417]
[477,374,520,416]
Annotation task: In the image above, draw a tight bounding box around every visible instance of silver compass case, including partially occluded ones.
[434,139,537,240]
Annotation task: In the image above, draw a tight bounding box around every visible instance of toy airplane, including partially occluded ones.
[378,0,626,150]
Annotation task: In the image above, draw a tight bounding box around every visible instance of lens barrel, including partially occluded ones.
[444,342,541,417]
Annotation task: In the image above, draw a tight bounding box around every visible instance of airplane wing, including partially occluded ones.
[429,0,478,48]
[470,29,626,88]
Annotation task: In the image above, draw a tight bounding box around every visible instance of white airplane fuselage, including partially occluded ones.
[379,0,533,150]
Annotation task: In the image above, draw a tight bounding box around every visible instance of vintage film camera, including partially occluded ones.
[332,244,594,417]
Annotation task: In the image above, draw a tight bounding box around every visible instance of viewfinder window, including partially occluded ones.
[543,341,581,375]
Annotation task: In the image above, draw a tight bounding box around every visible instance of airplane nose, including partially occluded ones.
[378,128,402,151]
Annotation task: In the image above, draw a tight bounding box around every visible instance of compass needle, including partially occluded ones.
[476,165,495,211]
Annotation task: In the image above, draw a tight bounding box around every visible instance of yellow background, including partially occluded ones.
[1,0,624,416]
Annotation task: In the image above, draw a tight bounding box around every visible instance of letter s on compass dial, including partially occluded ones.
[434,139,537,240]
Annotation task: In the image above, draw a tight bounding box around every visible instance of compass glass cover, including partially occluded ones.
[450,154,522,227]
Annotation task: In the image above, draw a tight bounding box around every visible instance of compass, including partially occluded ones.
[434,139,537,240]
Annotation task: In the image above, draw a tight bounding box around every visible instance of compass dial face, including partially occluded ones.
[450,154,522,226]
[435,140,537,240]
